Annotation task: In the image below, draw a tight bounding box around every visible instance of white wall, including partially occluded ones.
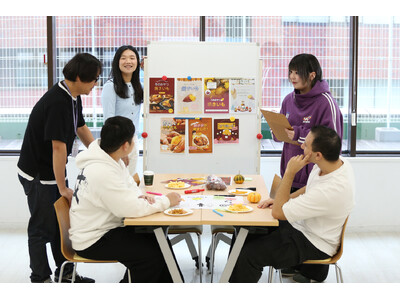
[1,156,400,232]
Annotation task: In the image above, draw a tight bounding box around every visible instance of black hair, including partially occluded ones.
[63,53,102,82]
[310,125,341,162]
[109,45,143,105]
[288,53,322,88]
[100,116,135,154]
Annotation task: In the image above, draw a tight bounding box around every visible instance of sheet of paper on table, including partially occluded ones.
[178,195,245,210]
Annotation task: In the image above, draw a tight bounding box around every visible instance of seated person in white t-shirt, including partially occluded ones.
[69,116,183,283]
[229,125,355,283]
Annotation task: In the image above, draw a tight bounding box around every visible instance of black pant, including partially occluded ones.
[229,221,330,283]
[18,175,72,282]
[77,226,184,283]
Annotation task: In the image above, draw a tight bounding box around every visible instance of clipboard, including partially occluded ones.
[260,109,300,146]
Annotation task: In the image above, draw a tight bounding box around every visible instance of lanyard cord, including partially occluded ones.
[62,80,78,135]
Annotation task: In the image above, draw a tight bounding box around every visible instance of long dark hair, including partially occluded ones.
[109,45,143,105]
[288,53,322,88]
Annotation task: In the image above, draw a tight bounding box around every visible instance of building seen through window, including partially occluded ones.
[0,16,399,153]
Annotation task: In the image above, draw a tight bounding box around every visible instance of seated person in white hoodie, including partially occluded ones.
[69,116,183,283]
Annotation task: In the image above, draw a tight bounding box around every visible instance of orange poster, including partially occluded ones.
[188,118,213,154]
[160,118,186,153]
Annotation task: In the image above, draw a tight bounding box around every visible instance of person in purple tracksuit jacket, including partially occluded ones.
[269,53,343,283]
[274,53,343,191]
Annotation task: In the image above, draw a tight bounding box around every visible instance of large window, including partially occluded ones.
[357,16,400,151]
[55,16,200,147]
[0,16,399,155]
[205,16,351,152]
[0,16,47,149]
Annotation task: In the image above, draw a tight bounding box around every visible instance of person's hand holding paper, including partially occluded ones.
[260,109,300,146]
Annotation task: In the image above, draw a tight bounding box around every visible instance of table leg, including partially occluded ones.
[154,227,183,283]
[219,227,248,283]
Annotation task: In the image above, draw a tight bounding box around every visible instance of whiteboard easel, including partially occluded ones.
[143,42,261,174]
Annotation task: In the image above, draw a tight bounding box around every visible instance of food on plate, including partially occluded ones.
[168,208,188,215]
[228,204,251,212]
[231,190,248,195]
[193,133,209,147]
[167,181,186,188]
[247,192,261,203]
[234,173,245,184]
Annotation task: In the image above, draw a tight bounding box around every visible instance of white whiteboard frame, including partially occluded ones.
[143,41,262,174]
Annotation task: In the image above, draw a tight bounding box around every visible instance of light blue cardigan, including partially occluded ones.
[101,80,141,131]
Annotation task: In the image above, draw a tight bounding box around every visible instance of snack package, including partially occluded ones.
[205,174,227,191]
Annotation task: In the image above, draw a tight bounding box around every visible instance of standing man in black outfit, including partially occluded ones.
[17,53,101,283]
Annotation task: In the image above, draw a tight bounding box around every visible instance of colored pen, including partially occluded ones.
[146,191,162,196]
[184,189,205,194]
[212,209,224,217]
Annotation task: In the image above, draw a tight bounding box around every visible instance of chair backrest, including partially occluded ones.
[269,174,282,199]
[329,216,349,263]
[54,196,76,261]
[133,173,140,186]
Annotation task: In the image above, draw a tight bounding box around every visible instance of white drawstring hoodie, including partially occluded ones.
[69,139,170,251]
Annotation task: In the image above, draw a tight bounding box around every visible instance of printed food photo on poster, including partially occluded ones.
[149,77,175,113]
[214,118,239,144]
[188,118,213,153]
[204,78,229,113]
[229,78,256,113]
[160,118,186,153]
[176,78,203,114]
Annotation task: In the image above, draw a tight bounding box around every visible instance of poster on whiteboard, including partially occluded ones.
[149,77,175,113]
[160,118,186,153]
[188,118,213,154]
[204,78,230,113]
[214,118,239,144]
[176,78,203,114]
[230,78,256,113]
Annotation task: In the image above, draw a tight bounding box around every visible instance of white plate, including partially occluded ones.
[164,208,193,216]
[226,205,253,213]
[228,189,253,196]
[165,183,191,189]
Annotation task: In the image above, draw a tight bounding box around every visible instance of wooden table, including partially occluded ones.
[124,173,278,283]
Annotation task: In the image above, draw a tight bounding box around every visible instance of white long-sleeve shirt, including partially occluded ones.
[69,139,170,251]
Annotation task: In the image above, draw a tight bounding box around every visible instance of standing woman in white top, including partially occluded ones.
[101,45,143,175]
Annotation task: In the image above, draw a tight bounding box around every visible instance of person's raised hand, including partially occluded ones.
[286,154,311,176]
[285,128,295,140]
